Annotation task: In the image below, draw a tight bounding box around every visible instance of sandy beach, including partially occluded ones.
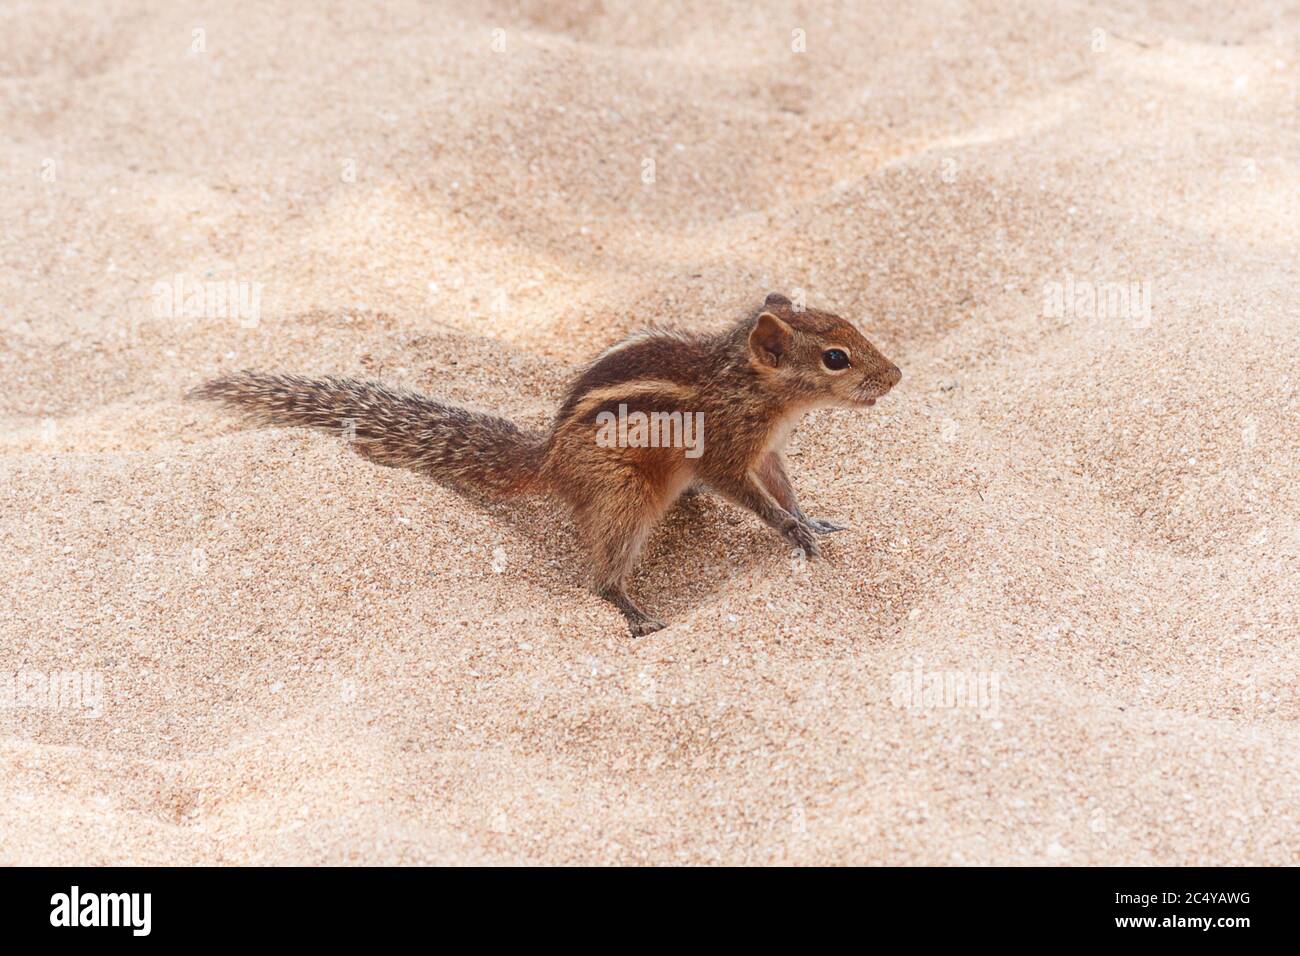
[1,0,1297,864]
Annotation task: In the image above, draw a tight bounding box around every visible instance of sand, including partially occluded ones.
[1,0,1297,865]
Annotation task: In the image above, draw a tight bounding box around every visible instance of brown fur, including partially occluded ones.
[188,293,901,635]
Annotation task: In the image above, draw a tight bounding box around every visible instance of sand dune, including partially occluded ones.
[1,1,1297,864]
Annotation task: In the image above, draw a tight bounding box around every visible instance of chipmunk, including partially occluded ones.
[189,293,901,635]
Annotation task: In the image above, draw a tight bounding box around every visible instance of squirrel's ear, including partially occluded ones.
[749,311,792,368]
[764,292,791,308]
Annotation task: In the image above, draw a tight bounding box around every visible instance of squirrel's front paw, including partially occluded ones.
[781,518,822,559]
[806,517,848,535]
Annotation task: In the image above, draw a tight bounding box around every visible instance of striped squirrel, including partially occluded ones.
[190,293,901,635]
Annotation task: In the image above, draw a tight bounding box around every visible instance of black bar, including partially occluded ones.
[0,867,1288,942]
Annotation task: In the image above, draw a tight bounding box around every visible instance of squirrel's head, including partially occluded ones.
[746,293,901,408]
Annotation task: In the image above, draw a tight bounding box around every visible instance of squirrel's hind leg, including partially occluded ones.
[574,492,668,637]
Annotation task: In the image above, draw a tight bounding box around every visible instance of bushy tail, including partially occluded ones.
[189,371,543,495]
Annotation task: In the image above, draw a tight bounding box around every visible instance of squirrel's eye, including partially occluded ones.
[822,349,850,371]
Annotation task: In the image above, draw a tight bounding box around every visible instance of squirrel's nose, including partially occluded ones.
[885,364,902,388]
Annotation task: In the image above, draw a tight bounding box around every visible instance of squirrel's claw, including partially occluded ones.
[782,519,822,559]
[807,518,848,535]
[629,616,667,637]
